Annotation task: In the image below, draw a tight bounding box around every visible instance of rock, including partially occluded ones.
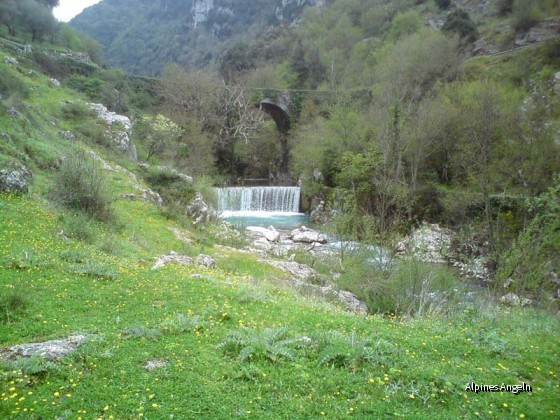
[289,226,327,244]
[59,130,76,141]
[185,193,215,224]
[7,107,19,118]
[196,254,216,268]
[145,359,168,371]
[261,259,321,282]
[395,223,453,264]
[88,103,137,160]
[514,18,560,47]
[1,334,88,361]
[500,293,533,307]
[150,165,193,183]
[4,57,18,65]
[49,78,61,88]
[246,225,280,242]
[310,200,335,225]
[0,168,30,193]
[312,168,323,183]
[152,251,194,269]
[120,193,136,200]
[140,189,163,206]
[320,287,368,315]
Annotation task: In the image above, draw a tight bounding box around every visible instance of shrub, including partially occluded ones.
[0,292,28,323]
[50,148,114,221]
[512,0,543,32]
[0,64,29,99]
[442,9,478,44]
[434,0,451,10]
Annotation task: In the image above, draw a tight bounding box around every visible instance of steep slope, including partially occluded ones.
[70,0,324,75]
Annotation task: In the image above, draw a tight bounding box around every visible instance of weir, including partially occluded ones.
[215,186,301,213]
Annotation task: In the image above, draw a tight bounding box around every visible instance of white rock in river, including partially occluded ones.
[289,226,327,244]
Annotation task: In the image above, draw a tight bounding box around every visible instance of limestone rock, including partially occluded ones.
[59,130,76,141]
[500,293,533,307]
[196,254,217,269]
[246,225,280,242]
[309,200,335,225]
[320,287,368,315]
[261,259,321,282]
[289,226,327,244]
[185,193,215,224]
[1,334,88,361]
[4,57,18,65]
[514,18,560,47]
[88,103,137,160]
[152,251,194,269]
[49,78,61,88]
[145,359,168,371]
[0,167,30,193]
[395,223,453,264]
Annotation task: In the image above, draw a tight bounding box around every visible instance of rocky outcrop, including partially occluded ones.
[0,164,32,194]
[152,251,194,269]
[89,103,137,160]
[310,200,335,225]
[246,226,280,243]
[138,163,193,183]
[289,226,327,244]
[500,293,533,307]
[1,334,88,361]
[196,254,217,268]
[396,223,453,264]
[185,193,216,224]
[152,251,217,270]
[514,18,560,47]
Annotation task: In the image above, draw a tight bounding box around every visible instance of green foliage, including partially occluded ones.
[218,327,302,363]
[496,177,560,304]
[49,147,114,221]
[442,9,478,44]
[0,64,29,99]
[0,291,28,324]
[387,10,423,41]
[434,0,451,10]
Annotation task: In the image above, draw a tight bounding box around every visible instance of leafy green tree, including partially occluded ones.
[442,9,478,45]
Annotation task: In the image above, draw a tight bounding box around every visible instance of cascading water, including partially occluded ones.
[214,186,308,228]
[216,187,300,213]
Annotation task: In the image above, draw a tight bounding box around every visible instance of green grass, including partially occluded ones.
[1,193,559,418]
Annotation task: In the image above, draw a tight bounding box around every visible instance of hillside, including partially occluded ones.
[70,0,324,75]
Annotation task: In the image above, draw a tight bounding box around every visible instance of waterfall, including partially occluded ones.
[215,187,301,213]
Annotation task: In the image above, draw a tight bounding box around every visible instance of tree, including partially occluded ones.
[138,114,183,162]
[442,9,478,45]
[160,64,263,177]
[17,0,57,42]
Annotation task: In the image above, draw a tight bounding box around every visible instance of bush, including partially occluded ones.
[0,64,29,99]
[512,0,543,32]
[434,0,451,10]
[50,148,114,221]
[496,177,560,306]
[442,9,478,44]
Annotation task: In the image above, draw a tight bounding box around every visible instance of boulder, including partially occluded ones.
[185,193,215,224]
[289,226,327,244]
[196,254,217,269]
[0,168,30,193]
[88,103,137,161]
[500,293,533,307]
[49,78,61,88]
[310,200,335,225]
[1,334,88,361]
[152,251,194,269]
[395,223,453,264]
[59,130,76,141]
[246,225,280,242]
[514,18,560,47]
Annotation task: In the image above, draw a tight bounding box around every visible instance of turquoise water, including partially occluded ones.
[220,211,309,229]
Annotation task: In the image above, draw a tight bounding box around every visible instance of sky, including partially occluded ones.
[53,0,104,22]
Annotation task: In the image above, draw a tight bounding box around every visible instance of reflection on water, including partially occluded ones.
[219,211,309,230]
